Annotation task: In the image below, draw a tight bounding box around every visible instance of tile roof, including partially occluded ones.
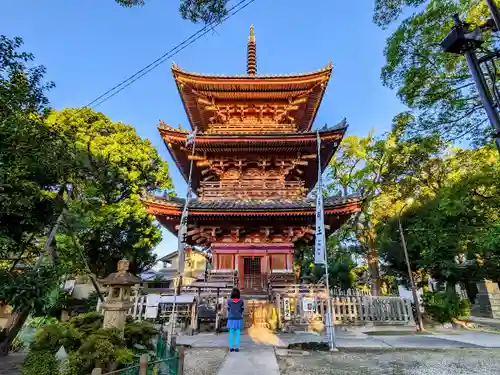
[147,194,360,211]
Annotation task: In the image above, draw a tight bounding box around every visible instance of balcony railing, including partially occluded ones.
[198,180,305,200]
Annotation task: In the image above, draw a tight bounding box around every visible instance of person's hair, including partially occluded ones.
[230,288,240,299]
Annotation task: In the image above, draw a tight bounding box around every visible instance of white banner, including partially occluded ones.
[315,131,326,265]
[185,129,196,147]
[283,298,291,321]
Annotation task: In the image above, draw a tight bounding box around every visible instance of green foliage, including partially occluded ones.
[327,127,442,292]
[373,0,426,27]
[75,329,134,373]
[24,313,147,375]
[114,0,229,24]
[30,323,82,354]
[179,0,229,24]
[124,320,158,350]
[0,35,171,354]
[46,107,173,276]
[61,353,85,375]
[21,350,59,375]
[378,145,500,286]
[82,291,99,313]
[295,243,359,291]
[379,0,500,144]
[0,266,62,312]
[68,312,103,337]
[422,291,471,323]
[0,35,69,261]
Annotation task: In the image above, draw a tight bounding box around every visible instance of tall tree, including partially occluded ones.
[377,0,499,144]
[44,108,175,276]
[378,145,500,289]
[327,118,442,294]
[0,35,71,266]
[0,35,75,356]
[115,0,229,24]
[0,36,174,355]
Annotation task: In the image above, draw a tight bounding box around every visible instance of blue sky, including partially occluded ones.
[2,0,406,259]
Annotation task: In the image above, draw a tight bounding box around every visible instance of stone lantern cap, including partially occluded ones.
[99,259,141,286]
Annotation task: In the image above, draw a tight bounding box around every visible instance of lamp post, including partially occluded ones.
[397,199,424,332]
[441,14,500,155]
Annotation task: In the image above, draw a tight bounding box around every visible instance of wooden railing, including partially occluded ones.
[199,180,305,200]
[206,123,296,133]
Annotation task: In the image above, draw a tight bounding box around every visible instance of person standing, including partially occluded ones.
[227,288,244,352]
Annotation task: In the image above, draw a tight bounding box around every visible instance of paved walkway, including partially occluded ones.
[178,328,500,350]
[180,329,500,375]
[217,347,279,375]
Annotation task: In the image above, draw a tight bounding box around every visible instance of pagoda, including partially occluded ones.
[145,26,360,293]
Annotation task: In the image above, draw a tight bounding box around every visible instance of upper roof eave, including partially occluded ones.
[171,63,333,83]
[157,120,348,143]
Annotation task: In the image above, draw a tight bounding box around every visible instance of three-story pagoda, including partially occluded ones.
[145,27,360,292]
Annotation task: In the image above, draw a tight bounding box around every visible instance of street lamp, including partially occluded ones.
[397,198,425,332]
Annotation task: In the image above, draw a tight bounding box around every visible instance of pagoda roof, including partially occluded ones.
[171,63,332,132]
[144,194,361,239]
[159,120,347,191]
[146,194,359,212]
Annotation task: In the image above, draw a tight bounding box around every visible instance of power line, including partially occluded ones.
[86,0,256,110]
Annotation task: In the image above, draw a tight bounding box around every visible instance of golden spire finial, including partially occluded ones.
[247,25,257,76]
[249,25,255,42]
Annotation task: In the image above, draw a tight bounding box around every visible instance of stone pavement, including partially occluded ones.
[177,327,500,350]
[179,328,500,375]
[0,353,26,375]
[216,347,280,375]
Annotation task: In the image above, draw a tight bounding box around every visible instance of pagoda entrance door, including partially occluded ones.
[242,256,264,291]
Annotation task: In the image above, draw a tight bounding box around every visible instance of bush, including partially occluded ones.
[21,350,59,375]
[30,322,82,354]
[77,332,133,373]
[22,312,152,375]
[422,291,471,324]
[68,312,103,337]
[124,320,157,350]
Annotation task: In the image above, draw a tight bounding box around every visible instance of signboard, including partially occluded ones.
[302,297,316,313]
[283,297,291,321]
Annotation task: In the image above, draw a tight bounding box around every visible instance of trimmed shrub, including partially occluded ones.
[422,291,471,324]
[21,350,59,375]
[124,320,157,350]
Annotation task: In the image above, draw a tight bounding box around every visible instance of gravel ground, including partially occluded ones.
[277,349,500,375]
[184,348,227,375]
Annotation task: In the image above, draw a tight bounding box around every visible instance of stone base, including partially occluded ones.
[474,281,500,319]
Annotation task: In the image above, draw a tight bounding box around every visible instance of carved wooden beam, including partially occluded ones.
[301,154,317,159]
[186,228,201,236]
[188,155,205,161]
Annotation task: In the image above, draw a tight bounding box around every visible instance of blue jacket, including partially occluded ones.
[227,298,244,320]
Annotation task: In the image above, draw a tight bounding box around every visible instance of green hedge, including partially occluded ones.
[422,291,471,324]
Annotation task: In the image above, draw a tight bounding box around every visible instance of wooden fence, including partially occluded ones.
[276,294,414,326]
[102,286,414,328]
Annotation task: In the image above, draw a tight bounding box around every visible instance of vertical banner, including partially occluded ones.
[315,131,326,265]
[283,297,291,321]
[177,129,197,275]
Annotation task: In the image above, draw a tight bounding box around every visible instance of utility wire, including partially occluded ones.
[86,0,256,110]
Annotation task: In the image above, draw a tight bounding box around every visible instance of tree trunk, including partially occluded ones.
[0,309,30,357]
[367,246,380,296]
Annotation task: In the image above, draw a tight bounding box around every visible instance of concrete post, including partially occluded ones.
[91,369,102,375]
[177,346,185,375]
[139,354,149,375]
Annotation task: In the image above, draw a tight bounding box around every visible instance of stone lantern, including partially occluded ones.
[99,259,140,330]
